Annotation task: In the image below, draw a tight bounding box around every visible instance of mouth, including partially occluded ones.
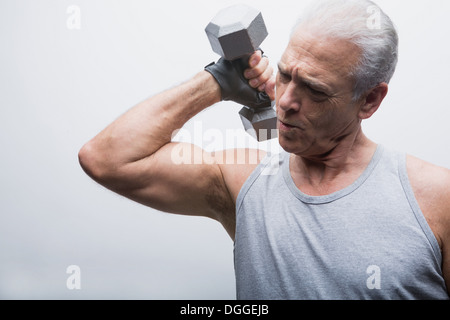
[278,119,301,131]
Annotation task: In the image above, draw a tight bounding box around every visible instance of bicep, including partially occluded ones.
[112,142,234,221]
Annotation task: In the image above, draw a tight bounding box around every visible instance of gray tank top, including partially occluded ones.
[234,145,449,300]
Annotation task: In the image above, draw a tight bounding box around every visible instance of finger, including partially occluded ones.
[249,64,274,90]
[248,50,262,68]
[244,56,269,80]
[264,75,276,101]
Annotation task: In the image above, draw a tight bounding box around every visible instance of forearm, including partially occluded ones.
[79,71,221,176]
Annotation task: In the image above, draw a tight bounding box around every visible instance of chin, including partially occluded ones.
[278,134,300,154]
[278,131,314,156]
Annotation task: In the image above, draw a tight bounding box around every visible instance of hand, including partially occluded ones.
[204,50,274,109]
[244,51,275,101]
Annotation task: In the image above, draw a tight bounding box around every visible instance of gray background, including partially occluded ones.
[0,0,449,299]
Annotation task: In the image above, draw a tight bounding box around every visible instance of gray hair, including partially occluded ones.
[293,0,399,100]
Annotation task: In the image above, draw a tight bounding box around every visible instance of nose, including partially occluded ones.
[277,81,301,113]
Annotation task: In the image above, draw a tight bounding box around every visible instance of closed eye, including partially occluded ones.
[307,85,326,96]
[278,71,291,83]
[304,84,330,102]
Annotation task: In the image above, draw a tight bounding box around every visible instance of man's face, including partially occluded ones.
[276,27,364,159]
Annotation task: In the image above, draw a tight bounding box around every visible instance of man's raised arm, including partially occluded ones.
[78,52,274,239]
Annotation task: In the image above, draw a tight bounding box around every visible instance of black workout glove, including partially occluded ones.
[204,57,272,109]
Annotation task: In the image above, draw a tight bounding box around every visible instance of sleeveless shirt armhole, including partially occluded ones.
[397,151,443,267]
[235,152,276,217]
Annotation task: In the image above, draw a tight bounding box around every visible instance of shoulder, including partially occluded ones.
[406,155,450,199]
[406,155,450,247]
[214,148,267,203]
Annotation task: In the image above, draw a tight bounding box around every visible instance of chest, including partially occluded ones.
[235,185,447,299]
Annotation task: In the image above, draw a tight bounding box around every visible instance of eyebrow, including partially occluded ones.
[277,62,331,94]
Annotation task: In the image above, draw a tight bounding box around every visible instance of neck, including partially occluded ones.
[290,128,377,195]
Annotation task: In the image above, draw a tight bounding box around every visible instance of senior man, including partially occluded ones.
[79,0,449,299]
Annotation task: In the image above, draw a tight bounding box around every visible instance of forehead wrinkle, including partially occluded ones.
[280,31,360,93]
[278,57,334,93]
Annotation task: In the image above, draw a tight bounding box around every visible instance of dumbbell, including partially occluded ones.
[205,4,277,141]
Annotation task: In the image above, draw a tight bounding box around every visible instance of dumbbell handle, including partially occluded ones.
[232,52,273,110]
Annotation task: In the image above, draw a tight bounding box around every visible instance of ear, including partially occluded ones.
[358,83,388,120]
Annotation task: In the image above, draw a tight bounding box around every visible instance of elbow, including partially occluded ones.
[78,140,147,195]
[78,140,109,183]
[78,139,132,191]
